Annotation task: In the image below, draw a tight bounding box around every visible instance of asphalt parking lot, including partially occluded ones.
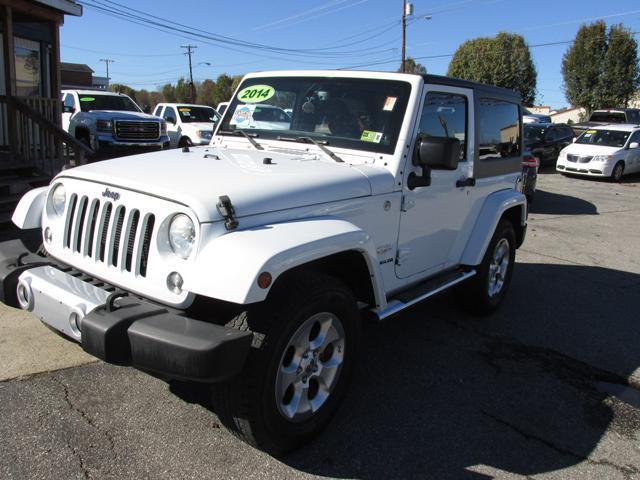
[1,169,639,480]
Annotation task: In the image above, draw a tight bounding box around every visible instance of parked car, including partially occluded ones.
[523,122,574,167]
[4,71,527,455]
[571,108,640,137]
[523,109,552,124]
[62,90,169,155]
[521,149,539,203]
[556,124,640,181]
[153,103,220,148]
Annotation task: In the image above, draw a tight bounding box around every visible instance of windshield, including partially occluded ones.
[524,125,547,144]
[218,76,412,154]
[576,129,630,148]
[178,106,219,123]
[589,112,626,123]
[78,94,141,112]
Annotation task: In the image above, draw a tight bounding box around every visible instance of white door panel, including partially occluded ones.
[395,86,475,279]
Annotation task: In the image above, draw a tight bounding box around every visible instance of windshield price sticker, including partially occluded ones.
[80,97,95,102]
[179,108,191,112]
[230,104,256,126]
[237,85,275,103]
[361,130,383,143]
[383,97,397,111]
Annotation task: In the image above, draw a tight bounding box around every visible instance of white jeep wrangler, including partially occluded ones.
[1,70,526,455]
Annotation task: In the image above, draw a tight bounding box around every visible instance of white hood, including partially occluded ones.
[564,143,621,156]
[58,146,391,223]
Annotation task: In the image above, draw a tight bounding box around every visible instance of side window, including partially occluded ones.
[478,98,521,160]
[418,91,467,160]
[163,107,177,123]
[153,105,163,117]
[63,94,75,110]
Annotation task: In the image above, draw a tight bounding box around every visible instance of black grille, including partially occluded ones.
[115,121,160,141]
[64,196,155,277]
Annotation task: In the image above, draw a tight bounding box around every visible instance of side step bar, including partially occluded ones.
[376,269,476,320]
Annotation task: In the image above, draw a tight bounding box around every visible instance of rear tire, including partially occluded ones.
[455,219,516,315]
[212,272,361,455]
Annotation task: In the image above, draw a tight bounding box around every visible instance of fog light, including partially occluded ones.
[167,272,184,294]
[44,227,52,244]
[16,279,33,311]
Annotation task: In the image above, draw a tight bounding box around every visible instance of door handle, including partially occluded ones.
[456,177,476,188]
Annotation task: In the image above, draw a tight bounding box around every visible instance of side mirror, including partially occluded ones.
[408,136,460,189]
[166,116,176,125]
[629,142,639,149]
[572,137,577,143]
[64,106,76,114]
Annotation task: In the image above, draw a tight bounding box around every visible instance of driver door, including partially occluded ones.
[395,86,475,279]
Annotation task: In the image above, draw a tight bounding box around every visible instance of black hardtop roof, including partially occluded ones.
[421,74,521,102]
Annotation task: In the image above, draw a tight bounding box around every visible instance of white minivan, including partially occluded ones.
[556,124,640,181]
[153,103,220,148]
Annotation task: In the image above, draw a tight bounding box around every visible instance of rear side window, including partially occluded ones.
[418,91,468,160]
[478,98,521,160]
[589,112,626,123]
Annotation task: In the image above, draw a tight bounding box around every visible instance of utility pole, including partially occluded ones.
[181,44,197,102]
[99,58,114,89]
[401,0,406,73]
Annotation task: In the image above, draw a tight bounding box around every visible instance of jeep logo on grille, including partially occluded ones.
[102,188,120,201]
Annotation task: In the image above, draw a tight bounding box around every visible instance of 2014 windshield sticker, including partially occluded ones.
[361,130,383,143]
[237,85,275,103]
[80,97,95,102]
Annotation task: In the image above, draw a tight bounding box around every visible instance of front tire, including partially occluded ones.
[455,219,516,315]
[212,272,361,455]
[610,161,624,182]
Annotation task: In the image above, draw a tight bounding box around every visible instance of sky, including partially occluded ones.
[60,0,640,109]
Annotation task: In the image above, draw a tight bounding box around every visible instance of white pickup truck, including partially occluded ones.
[1,70,526,455]
[152,103,220,148]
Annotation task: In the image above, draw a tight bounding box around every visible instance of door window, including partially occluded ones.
[63,94,75,111]
[163,107,177,124]
[628,131,640,145]
[478,98,521,160]
[419,92,467,160]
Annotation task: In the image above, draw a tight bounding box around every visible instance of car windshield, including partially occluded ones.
[524,125,546,144]
[177,106,219,123]
[78,94,141,112]
[218,76,412,154]
[589,112,626,123]
[576,129,630,148]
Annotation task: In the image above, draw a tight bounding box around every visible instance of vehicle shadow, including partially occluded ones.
[621,173,640,185]
[171,263,640,479]
[529,189,598,216]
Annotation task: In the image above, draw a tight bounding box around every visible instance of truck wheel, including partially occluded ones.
[610,161,624,182]
[455,219,516,315]
[212,272,361,455]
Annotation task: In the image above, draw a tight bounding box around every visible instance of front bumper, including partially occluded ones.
[556,159,613,177]
[0,244,252,382]
[95,134,170,149]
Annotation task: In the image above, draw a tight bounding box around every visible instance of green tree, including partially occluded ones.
[173,78,192,103]
[196,79,217,106]
[448,32,537,105]
[161,83,176,103]
[562,21,639,111]
[109,83,137,100]
[398,57,427,75]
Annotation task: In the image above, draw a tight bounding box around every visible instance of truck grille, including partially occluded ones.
[115,121,160,141]
[63,194,155,277]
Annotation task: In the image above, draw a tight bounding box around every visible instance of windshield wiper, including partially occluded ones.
[277,135,343,163]
[219,129,263,150]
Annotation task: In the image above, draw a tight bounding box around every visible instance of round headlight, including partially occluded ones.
[168,214,196,259]
[50,184,66,216]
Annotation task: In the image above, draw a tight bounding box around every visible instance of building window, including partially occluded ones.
[478,98,521,160]
[15,36,41,97]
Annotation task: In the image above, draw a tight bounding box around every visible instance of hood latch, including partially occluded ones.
[217,195,239,231]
